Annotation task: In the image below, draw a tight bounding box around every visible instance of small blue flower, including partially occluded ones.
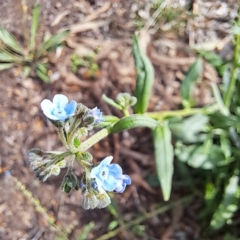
[114,175,131,193]
[89,107,104,124]
[41,94,77,122]
[90,156,131,192]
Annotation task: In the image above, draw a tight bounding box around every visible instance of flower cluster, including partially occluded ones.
[27,94,131,210]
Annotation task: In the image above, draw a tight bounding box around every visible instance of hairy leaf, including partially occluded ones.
[211,175,240,230]
[111,115,158,133]
[153,122,174,201]
[132,35,154,113]
[180,58,202,107]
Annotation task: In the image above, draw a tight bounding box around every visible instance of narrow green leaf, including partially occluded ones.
[0,51,16,62]
[210,175,240,230]
[153,122,174,201]
[180,58,203,107]
[36,30,69,58]
[30,4,40,51]
[198,50,226,76]
[36,63,50,83]
[98,115,119,128]
[0,27,24,54]
[210,82,229,116]
[111,115,158,133]
[23,66,31,77]
[0,63,14,71]
[132,35,154,113]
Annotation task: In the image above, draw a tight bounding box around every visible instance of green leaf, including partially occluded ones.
[108,220,119,231]
[169,114,208,143]
[132,35,154,113]
[36,30,69,58]
[209,112,240,129]
[0,63,14,71]
[111,115,158,133]
[0,27,24,55]
[180,58,203,107]
[74,138,81,148]
[152,122,174,201]
[36,63,50,83]
[210,83,229,116]
[210,175,240,230]
[198,50,227,76]
[30,4,40,51]
[98,115,119,128]
[175,142,233,170]
[0,51,17,62]
[78,222,94,240]
[23,66,31,77]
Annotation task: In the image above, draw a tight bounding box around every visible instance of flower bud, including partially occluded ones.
[61,168,79,194]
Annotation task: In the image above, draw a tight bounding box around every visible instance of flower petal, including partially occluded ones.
[101,156,113,166]
[108,164,122,178]
[114,181,126,193]
[103,175,117,191]
[53,94,68,109]
[64,100,77,115]
[122,174,131,185]
[41,99,54,114]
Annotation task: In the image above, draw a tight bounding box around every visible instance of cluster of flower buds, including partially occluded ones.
[27,94,131,210]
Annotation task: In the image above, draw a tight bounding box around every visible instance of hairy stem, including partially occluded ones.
[144,104,218,120]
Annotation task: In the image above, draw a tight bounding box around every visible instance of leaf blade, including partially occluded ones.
[180,58,203,107]
[153,122,174,201]
[132,35,154,113]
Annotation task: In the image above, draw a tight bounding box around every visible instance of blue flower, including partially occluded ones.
[114,175,131,193]
[90,156,131,192]
[41,94,77,122]
[89,107,104,124]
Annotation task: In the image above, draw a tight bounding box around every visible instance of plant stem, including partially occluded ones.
[79,125,113,152]
[122,108,130,117]
[223,8,240,108]
[94,195,193,240]
[78,105,217,153]
[144,104,218,120]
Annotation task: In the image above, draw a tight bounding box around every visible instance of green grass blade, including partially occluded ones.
[36,63,50,83]
[0,51,16,62]
[30,4,40,52]
[0,27,24,55]
[0,63,14,71]
[36,30,69,59]
[180,58,203,108]
[153,122,174,201]
[132,35,154,113]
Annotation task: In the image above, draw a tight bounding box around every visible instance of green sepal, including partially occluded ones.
[76,152,93,167]
[27,148,67,182]
[61,167,79,194]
